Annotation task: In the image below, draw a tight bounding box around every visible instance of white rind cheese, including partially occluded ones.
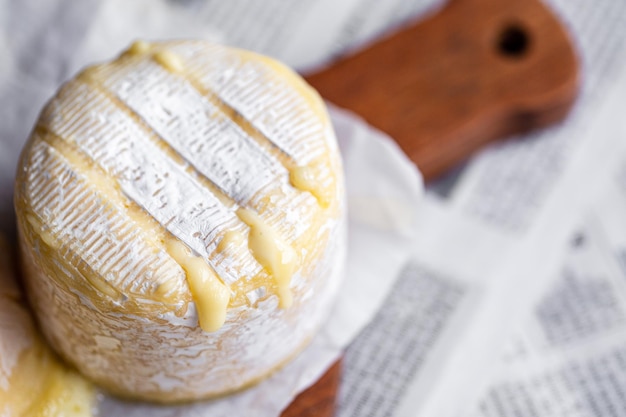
[15,40,346,402]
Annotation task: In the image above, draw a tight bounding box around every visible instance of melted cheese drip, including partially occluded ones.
[217,230,245,253]
[289,165,331,208]
[0,351,95,417]
[126,40,151,55]
[25,214,55,249]
[237,208,297,308]
[166,240,230,332]
[153,50,184,73]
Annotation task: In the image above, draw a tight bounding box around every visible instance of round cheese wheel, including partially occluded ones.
[15,40,346,402]
[0,237,95,416]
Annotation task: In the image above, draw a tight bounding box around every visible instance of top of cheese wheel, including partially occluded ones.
[16,39,341,332]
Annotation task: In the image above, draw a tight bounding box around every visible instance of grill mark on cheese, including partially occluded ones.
[120,41,333,216]
[91,57,323,232]
[152,48,333,207]
[35,131,232,327]
[162,57,298,173]
[25,44,332,329]
[92,54,314,254]
[164,42,336,207]
[34,137,170,298]
[80,71,236,209]
[166,42,327,164]
[36,128,170,249]
[85,57,318,281]
[87,61,276,208]
[90,55,319,241]
[124,41,301,175]
[24,137,186,304]
[39,79,260,282]
[114,45,325,232]
[37,79,283,327]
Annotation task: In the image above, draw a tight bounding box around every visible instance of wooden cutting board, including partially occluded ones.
[282,0,579,415]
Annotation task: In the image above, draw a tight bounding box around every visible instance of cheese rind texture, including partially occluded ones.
[15,40,346,402]
[0,237,95,417]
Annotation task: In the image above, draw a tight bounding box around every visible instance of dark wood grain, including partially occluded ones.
[284,0,579,415]
[305,0,579,181]
[281,360,342,417]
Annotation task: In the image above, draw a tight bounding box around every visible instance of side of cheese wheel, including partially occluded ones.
[0,237,95,417]
[15,40,346,402]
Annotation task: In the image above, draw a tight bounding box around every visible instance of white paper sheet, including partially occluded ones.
[469,64,626,417]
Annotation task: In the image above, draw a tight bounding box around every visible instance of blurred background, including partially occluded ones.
[2,1,626,416]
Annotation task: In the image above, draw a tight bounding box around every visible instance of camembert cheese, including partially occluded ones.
[15,40,346,402]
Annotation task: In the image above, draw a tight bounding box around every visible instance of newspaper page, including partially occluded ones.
[473,189,626,417]
[468,63,626,417]
[398,1,626,416]
[335,1,626,416]
[340,106,626,417]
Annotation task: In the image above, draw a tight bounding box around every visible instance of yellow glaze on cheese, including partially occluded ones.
[166,240,231,332]
[126,40,151,55]
[290,164,332,208]
[0,349,95,417]
[217,230,246,253]
[153,49,184,73]
[237,208,297,309]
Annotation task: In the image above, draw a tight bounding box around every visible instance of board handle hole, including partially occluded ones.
[497,25,529,58]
